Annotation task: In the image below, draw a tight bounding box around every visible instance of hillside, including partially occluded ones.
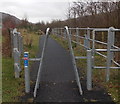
[1,12,22,57]
[1,12,21,29]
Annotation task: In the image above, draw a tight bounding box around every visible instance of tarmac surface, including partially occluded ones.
[21,36,115,103]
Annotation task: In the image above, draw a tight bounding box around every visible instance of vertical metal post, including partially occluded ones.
[13,29,20,78]
[64,29,66,39]
[24,52,30,93]
[21,36,23,54]
[17,33,22,72]
[84,34,87,49]
[106,27,115,81]
[65,26,83,95]
[10,29,14,57]
[92,30,95,68]
[87,49,92,90]
[86,28,90,49]
[76,28,79,45]
[69,28,72,39]
[18,32,22,55]
[17,32,21,72]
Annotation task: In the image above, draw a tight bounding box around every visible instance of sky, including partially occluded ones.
[0,0,76,23]
[0,0,118,23]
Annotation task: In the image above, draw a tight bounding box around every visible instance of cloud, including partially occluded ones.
[0,0,72,23]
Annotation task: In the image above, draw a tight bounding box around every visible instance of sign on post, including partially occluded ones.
[24,52,30,93]
[24,52,29,67]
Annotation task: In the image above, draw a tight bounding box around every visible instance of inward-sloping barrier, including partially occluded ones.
[52,26,120,91]
[11,27,120,98]
[33,28,50,97]
[65,26,83,95]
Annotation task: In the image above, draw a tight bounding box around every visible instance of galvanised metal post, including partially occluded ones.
[17,32,21,72]
[17,32,22,72]
[69,28,72,39]
[10,29,14,57]
[13,29,20,78]
[86,28,90,49]
[87,49,92,90]
[106,27,115,81]
[13,49,20,78]
[84,34,87,49]
[21,36,23,55]
[18,32,23,55]
[92,30,95,68]
[64,29,67,39]
[76,28,79,46]
[65,26,83,95]
[24,52,30,93]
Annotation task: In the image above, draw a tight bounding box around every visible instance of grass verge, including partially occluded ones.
[2,29,40,102]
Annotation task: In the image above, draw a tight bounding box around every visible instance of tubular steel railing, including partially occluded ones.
[52,26,120,91]
[11,27,120,97]
[11,29,23,78]
[65,26,83,95]
[34,28,50,97]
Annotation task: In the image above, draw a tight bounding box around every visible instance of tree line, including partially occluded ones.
[68,2,119,19]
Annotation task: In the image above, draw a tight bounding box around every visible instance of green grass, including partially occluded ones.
[51,34,120,103]
[2,29,40,102]
[0,29,2,103]
[2,58,24,102]
[0,55,2,103]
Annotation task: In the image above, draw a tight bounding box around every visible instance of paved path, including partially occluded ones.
[21,36,115,103]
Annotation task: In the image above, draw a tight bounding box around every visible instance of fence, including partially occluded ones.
[11,29,42,93]
[11,27,120,97]
[11,28,23,78]
[52,26,120,90]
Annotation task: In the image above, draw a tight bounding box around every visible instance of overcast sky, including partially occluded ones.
[0,0,77,23]
[0,0,118,23]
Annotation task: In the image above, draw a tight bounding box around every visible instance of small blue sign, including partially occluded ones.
[24,52,28,67]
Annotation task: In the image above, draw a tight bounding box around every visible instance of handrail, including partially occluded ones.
[52,26,120,91]
[65,26,83,95]
[34,28,50,97]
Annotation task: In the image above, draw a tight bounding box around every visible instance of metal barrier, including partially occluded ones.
[23,52,41,93]
[65,26,83,95]
[34,28,50,97]
[52,26,120,91]
[11,28,50,95]
[11,27,120,97]
[11,29,23,78]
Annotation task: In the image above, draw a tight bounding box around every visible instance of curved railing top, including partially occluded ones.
[46,28,50,35]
